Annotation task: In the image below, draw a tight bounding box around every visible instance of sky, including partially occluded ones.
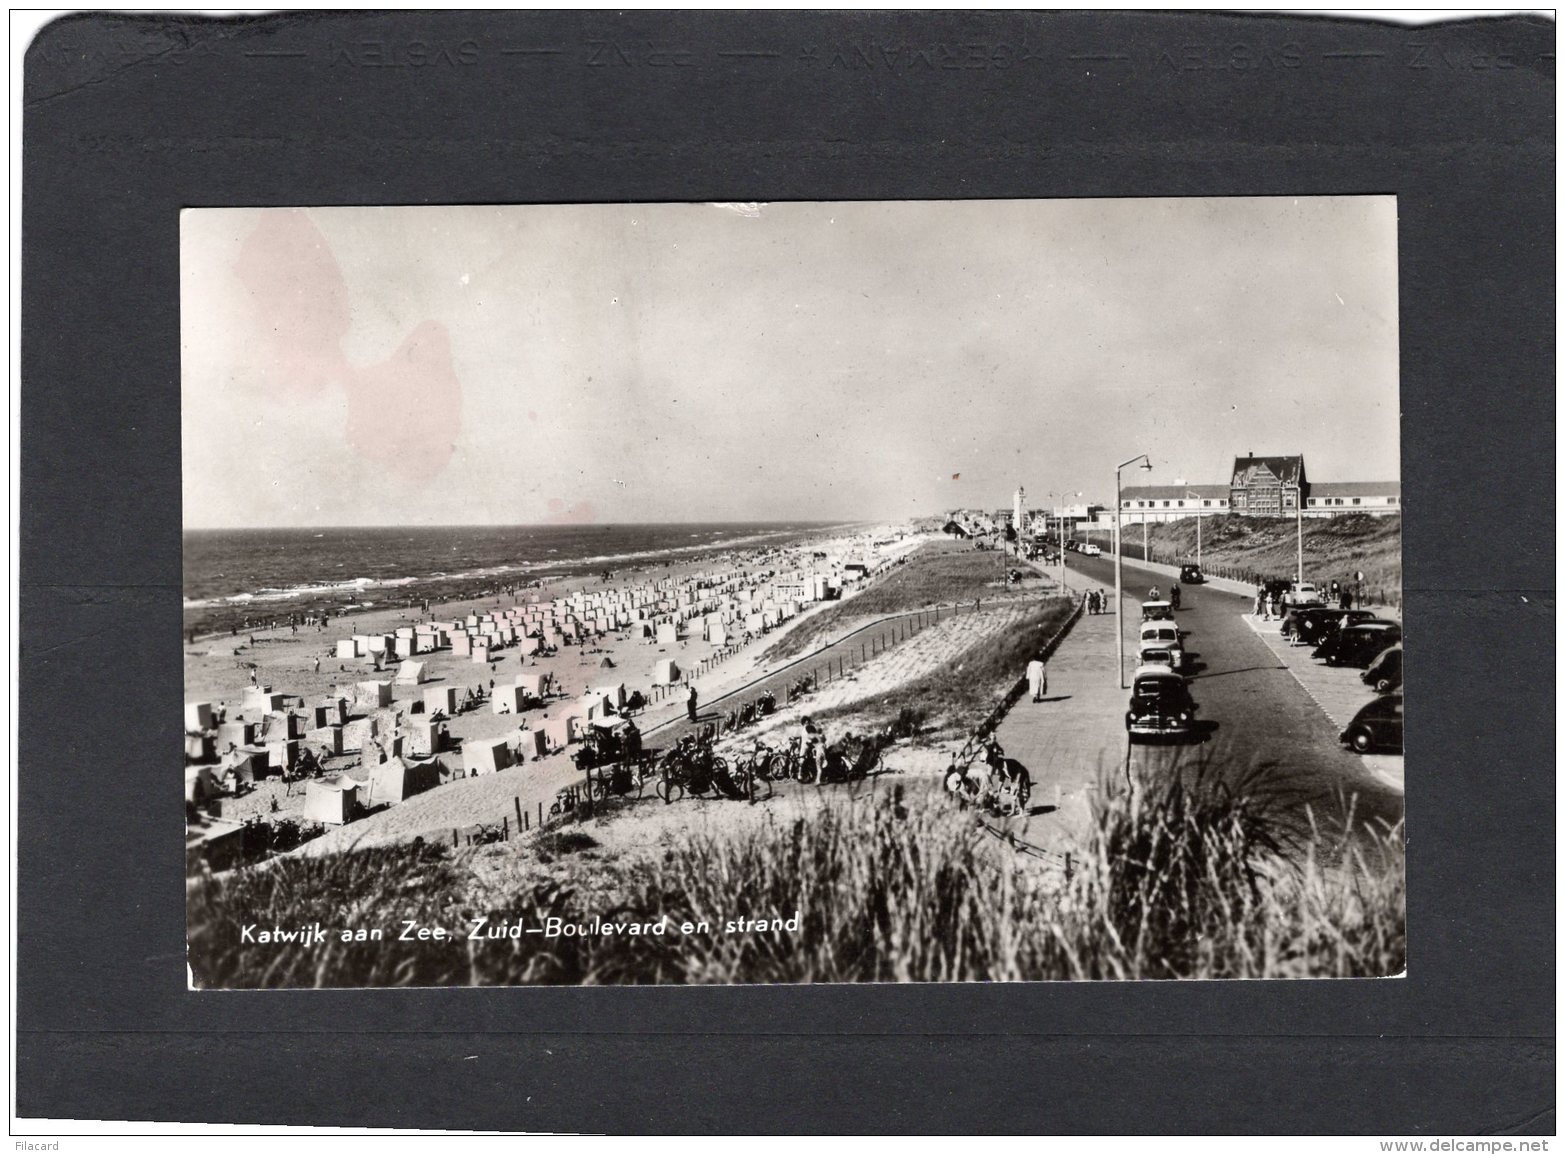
[181,197,1400,528]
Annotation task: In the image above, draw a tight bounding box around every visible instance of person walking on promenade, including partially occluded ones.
[1027,658,1048,702]
[686,683,699,723]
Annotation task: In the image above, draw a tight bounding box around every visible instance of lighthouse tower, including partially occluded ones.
[1013,485,1027,539]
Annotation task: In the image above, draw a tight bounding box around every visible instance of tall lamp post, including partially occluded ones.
[1048,490,1081,594]
[1293,482,1304,584]
[1183,489,1204,572]
[1115,454,1154,688]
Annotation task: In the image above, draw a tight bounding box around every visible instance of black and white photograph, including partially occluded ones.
[181,196,1406,987]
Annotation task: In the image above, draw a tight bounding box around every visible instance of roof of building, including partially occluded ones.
[1311,481,1401,498]
[1231,455,1305,488]
[1120,484,1231,502]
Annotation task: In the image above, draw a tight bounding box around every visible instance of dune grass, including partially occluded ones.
[813,597,1076,736]
[763,540,1021,661]
[187,754,1404,987]
[1135,513,1402,593]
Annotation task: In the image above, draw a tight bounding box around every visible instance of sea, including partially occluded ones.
[183,522,855,635]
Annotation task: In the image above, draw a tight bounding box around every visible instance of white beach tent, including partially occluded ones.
[491,684,527,715]
[367,756,440,807]
[395,659,427,685]
[464,736,513,776]
[653,658,680,685]
[424,685,458,717]
[303,776,359,825]
[184,702,214,732]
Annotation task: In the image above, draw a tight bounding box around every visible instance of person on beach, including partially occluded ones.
[249,666,258,685]
[686,684,699,722]
[313,657,321,674]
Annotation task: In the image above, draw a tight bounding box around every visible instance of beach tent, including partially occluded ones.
[464,737,513,776]
[308,725,344,755]
[395,627,416,640]
[360,732,404,770]
[405,718,447,757]
[303,776,359,825]
[217,720,256,752]
[184,702,214,732]
[267,739,300,772]
[424,685,458,717]
[599,656,616,669]
[341,716,378,752]
[185,765,219,807]
[516,672,550,699]
[451,634,473,657]
[591,682,627,709]
[653,658,680,685]
[259,711,301,743]
[472,644,493,664]
[514,727,546,762]
[656,623,679,645]
[355,680,393,711]
[491,684,527,715]
[367,756,440,807]
[541,715,581,752]
[580,692,613,721]
[414,634,440,654]
[707,622,728,646]
[185,733,215,763]
[395,659,427,685]
[220,750,262,790]
[242,687,286,715]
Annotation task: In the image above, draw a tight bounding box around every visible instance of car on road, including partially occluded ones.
[1313,620,1402,668]
[1179,563,1205,585]
[1138,644,1179,672]
[1141,600,1174,622]
[1340,693,1403,754]
[1139,621,1184,670]
[1126,666,1199,741]
[1283,582,1326,609]
[1079,543,1101,556]
[1281,606,1379,647]
[1362,644,1403,694]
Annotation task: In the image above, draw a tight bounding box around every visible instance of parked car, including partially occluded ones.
[1141,600,1174,622]
[1138,643,1179,672]
[1281,606,1379,647]
[1340,693,1403,754]
[1179,563,1205,585]
[1313,621,1402,668]
[1283,581,1326,608]
[1139,621,1184,670]
[1362,644,1403,694]
[1125,667,1199,741]
[1080,543,1102,557]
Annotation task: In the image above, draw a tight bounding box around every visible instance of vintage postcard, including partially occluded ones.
[182,197,1403,986]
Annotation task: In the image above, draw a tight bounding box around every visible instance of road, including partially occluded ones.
[993,550,1405,857]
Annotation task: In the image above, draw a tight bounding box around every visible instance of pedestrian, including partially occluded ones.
[249,666,258,685]
[1026,658,1047,702]
[1266,591,1279,621]
[687,683,699,723]
[1341,586,1354,611]
[313,657,321,674]
[1254,589,1264,618]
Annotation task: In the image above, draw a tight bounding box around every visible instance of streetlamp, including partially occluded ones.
[1048,490,1081,594]
[1115,454,1153,689]
[1183,489,1203,572]
[1293,482,1304,584]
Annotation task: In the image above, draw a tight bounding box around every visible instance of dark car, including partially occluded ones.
[1125,667,1199,741]
[1179,564,1205,585]
[1340,693,1402,754]
[1313,621,1402,668]
[1282,606,1379,647]
[1361,644,1403,694]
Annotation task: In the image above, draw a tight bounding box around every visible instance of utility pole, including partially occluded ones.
[1294,482,1304,584]
[1115,455,1153,688]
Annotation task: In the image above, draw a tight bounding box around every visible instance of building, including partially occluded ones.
[1303,481,1402,518]
[1115,456,1399,525]
[1229,455,1306,518]
[1013,487,1027,538]
[1113,484,1231,525]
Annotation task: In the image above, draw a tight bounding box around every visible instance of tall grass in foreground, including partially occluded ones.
[189,761,1404,987]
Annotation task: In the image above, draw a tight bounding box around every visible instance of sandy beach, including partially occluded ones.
[186,526,927,857]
